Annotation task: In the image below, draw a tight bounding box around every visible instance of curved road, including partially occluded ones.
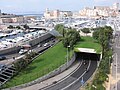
[41,59,97,90]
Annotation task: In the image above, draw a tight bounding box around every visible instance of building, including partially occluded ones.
[112,3,119,11]
[0,14,26,23]
[78,3,119,18]
[44,8,73,19]
[79,7,107,18]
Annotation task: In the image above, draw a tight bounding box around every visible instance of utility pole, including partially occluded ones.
[67,45,70,66]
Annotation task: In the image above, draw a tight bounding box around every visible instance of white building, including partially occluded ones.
[44,8,73,19]
[79,3,119,18]
[112,3,119,11]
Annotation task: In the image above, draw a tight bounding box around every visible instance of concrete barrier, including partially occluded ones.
[0,46,21,56]
[29,33,53,47]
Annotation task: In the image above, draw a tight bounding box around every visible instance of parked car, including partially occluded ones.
[43,43,49,47]
[0,56,6,60]
[37,44,42,47]
[0,64,6,71]
[19,49,28,55]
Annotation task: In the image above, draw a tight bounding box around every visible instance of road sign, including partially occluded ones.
[81,77,84,85]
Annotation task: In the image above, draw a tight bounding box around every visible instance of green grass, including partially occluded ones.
[2,42,73,88]
[2,36,101,88]
[75,36,102,53]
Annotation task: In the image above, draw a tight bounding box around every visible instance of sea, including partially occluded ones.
[17,13,43,20]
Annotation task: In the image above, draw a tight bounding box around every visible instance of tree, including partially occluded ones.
[81,28,91,35]
[93,26,113,57]
[55,24,65,37]
[91,26,113,90]
[62,29,80,48]
[14,58,28,71]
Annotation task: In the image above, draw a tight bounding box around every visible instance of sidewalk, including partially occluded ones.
[18,61,81,90]
[105,64,120,90]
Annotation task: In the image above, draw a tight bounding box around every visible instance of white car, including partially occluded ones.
[19,49,28,55]
[43,43,49,47]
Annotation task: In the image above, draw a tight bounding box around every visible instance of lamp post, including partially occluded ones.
[67,45,70,66]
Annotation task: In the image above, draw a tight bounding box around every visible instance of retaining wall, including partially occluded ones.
[6,53,76,90]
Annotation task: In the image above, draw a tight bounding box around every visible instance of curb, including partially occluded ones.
[40,60,83,90]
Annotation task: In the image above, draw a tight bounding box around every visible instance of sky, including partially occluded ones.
[0,0,119,14]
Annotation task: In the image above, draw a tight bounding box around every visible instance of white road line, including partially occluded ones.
[58,60,83,82]
[61,60,91,90]
[116,53,117,90]
[87,60,91,71]
[41,60,83,90]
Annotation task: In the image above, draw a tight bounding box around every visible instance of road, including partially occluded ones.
[110,17,120,90]
[0,38,58,65]
[0,37,98,90]
[41,59,97,90]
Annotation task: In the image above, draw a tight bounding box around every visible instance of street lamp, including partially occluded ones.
[67,45,70,65]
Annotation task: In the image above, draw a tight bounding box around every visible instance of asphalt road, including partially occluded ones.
[67,60,97,90]
[111,31,120,90]
[41,59,97,90]
[0,37,98,90]
[113,34,120,75]
[0,38,58,65]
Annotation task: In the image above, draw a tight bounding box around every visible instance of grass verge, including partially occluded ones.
[75,36,102,53]
[2,42,73,88]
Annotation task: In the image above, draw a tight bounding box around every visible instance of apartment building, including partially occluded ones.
[0,14,26,23]
[79,3,119,18]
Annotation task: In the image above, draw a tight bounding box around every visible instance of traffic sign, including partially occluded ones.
[81,77,84,85]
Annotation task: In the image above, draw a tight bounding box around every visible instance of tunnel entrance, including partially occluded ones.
[75,48,101,61]
[76,52,101,61]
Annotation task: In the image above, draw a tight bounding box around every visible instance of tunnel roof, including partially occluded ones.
[75,48,97,54]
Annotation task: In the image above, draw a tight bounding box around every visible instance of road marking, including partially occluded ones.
[58,60,83,82]
[116,53,117,90]
[61,60,91,90]
[41,60,83,90]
